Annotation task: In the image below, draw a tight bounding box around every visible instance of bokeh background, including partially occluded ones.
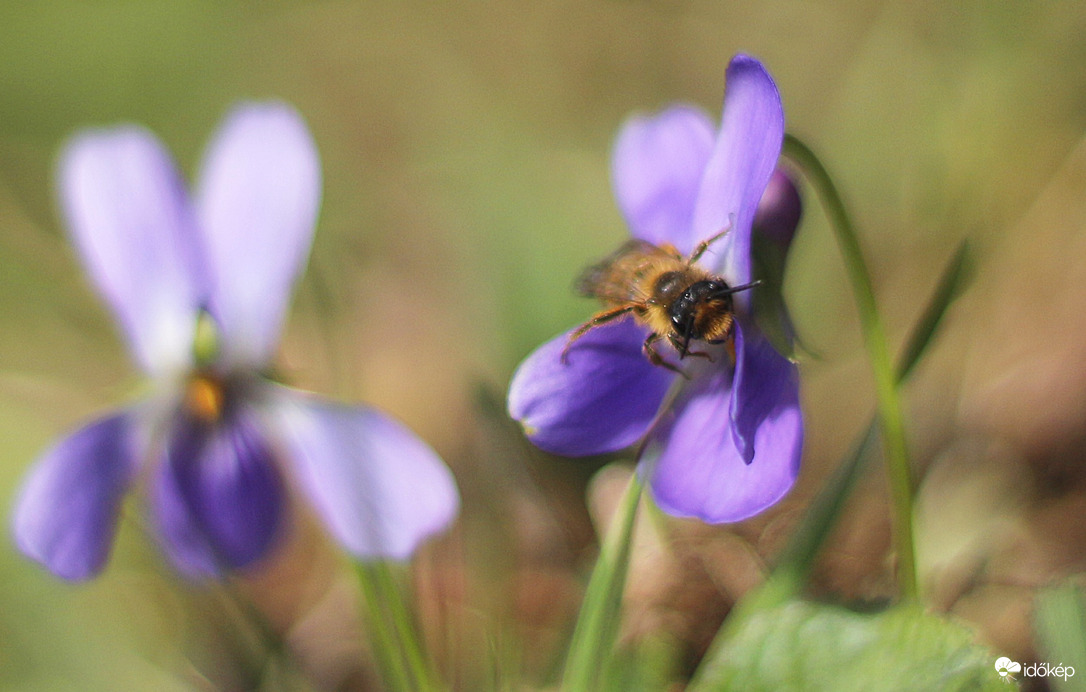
[3,2,1086,689]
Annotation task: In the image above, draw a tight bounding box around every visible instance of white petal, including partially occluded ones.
[59,128,205,375]
[196,103,321,368]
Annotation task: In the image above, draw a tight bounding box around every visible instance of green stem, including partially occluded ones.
[305,256,442,689]
[691,238,971,689]
[356,563,414,692]
[376,563,438,689]
[357,562,441,692]
[217,580,315,691]
[783,135,917,601]
[561,471,644,692]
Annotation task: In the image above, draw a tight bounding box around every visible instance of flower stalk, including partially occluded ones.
[781,134,917,600]
[561,468,643,692]
[357,562,442,692]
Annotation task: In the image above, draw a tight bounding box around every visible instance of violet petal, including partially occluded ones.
[611,105,716,254]
[195,102,321,369]
[153,409,285,576]
[271,389,458,561]
[691,54,785,294]
[728,321,803,464]
[59,128,206,376]
[508,320,674,456]
[647,349,801,523]
[12,412,138,581]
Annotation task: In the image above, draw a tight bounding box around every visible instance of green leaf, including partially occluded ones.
[772,239,973,587]
[691,600,1004,692]
[772,422,879,587]
[894,240,973,382]
[1034,582,1086,692]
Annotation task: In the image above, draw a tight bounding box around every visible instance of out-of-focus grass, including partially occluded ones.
[3,2,1086,688]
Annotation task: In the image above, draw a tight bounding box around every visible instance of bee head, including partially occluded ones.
[669,279,761,356]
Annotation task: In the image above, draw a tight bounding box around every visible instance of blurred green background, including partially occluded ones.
[3,2,1086,689]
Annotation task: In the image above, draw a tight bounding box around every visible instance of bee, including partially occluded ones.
[561,229,760,375]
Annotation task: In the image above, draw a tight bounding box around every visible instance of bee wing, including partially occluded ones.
[574,239,676,303]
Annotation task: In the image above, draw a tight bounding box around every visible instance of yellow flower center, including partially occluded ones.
[185,375,225,422]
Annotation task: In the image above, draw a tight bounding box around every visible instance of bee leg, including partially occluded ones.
[561,304,637,364]
[667,333,714,362]
[685,349,714,361]
[644,333,688,378]
[688,225,732,264]
[708,335,739,363]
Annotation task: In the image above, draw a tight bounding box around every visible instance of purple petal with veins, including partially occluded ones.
[153,408,285,576]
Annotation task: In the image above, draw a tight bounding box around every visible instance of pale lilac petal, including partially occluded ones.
[647,354,801,523]
[12,412,138,581]
[271,390,458,561]
[691,55,784,291]
[508,320,675,456]
[196,103,321,369]
[59,129,205,375]
[153,410,285,576]
[611,105,716,253]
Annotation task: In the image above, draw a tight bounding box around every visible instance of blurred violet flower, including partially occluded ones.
[508,55,802,523]
[12,103,459,580]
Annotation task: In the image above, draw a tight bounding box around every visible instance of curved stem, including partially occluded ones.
[782,135,917,601]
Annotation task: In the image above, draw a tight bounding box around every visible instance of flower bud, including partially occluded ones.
[753,168,802,249]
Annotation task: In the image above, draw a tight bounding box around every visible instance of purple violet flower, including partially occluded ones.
[12,103,459,580]
[507,55,802,523]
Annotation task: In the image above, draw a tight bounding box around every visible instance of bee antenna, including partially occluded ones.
[713,279,762,298]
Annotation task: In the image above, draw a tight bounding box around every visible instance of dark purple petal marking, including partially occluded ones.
[271,389,458,561]
[59,128,207,375]
[12,412,138,581]
[153,408,285,576]
[508,320,675,456]
[195,102,321,370]
[611,105,716,254]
